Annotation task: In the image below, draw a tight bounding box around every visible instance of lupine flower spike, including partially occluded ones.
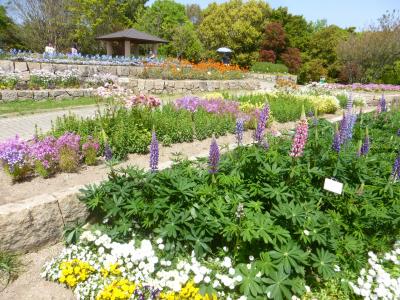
[360,128,370,156]
[339,112,348,145]
[290,106,308,158]
[149,130,159,172]
[254,103,270,143]
[104,143,113,161]
[332,123,341,153]
[391,151,400,181]
[235,118,244,146]
[208,135,220,174]
[379,94,387,113]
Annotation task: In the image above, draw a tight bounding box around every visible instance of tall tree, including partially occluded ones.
[69,0,132,54]
[0,5,22,49]
[199,0,270,66]
[185,4,202,26]
[12,0,73,52]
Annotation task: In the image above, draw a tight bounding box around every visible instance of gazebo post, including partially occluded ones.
[106,41,113,56]
[124,40,131,57]
[152,44,158,55]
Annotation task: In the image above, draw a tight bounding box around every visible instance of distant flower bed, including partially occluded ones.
[140,59,246,80]
[325,83,400,92]
[0,49,164,66]
[0,69,118,90]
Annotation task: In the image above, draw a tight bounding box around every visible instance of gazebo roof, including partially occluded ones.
[96,29,168,44]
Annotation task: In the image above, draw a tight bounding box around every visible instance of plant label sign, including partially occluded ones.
[323,178,343,194]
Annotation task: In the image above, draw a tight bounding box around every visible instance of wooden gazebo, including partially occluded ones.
[96,29,168,57]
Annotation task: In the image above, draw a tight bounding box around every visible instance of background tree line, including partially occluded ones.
[0,0,399,84]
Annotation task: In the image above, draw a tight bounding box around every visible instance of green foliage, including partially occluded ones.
[51,104,235,160]
[198,0,270,67]
[0,251,22,288]
[298,58,328,84]
[63,222,85,245]
[250,62,288,74]
[0,6,23,50]
[79,111,400,299]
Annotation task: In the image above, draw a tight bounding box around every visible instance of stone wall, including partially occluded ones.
[248,73,297,83]
[0,88,95,102]
[126,78,261,94]
[0,186,89,253]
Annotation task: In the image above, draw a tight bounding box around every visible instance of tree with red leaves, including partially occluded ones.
[261,22,286,54]
[259,49,276,63]
[281,47,302,73]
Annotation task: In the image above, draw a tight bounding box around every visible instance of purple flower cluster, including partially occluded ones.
[254,104,270,143]
[326,83,400,92]
[290,110,308,158]
[392,152,400,181]
[30,136,58,170]
[56,132,81,152]
[104,144,113,161]
[377,94,387,113]
[208,136,220,174]
[235,118,244,146]
[0,135,30,173]
[360,128,370,156]
[339,112,357,145]
[174,96,240,115]
[332,124,341,153]
[149,131,159,172]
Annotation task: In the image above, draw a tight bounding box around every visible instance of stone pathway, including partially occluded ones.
[0,106,100,141]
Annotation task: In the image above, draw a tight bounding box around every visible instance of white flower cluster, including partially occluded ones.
[349,241,400,300]
[30,69,81,85]
[42,230,244,299]
[85,73,118,86]
[0,70,20,81]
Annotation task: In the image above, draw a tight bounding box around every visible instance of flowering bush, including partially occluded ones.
[42,230,243,300]
[85,73,118,87]
[174,96,240,115]
[56,132,81,172]
[326,83,400,92]
[29,69,81,89]
[30,136,58,178]
[0,135,31,181]
[0,71,20,89]
[82,137,100,166]
[125,94,161,109]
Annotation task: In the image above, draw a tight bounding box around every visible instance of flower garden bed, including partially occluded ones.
[38,97,400,299]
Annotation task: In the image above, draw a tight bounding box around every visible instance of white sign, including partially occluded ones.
[323,178,343,194]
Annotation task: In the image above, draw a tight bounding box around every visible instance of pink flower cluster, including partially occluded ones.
[326,83,400,92]
[290,114,308,158]
[124,94,161,109]
[174,96,240,115]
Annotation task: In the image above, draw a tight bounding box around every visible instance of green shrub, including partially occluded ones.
[250,62,289,74]
[80,111,400,299]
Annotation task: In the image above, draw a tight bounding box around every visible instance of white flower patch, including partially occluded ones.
[349,241,400,300]
[42,230,243,299]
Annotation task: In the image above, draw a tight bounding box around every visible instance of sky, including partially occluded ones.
[147,0,400,30]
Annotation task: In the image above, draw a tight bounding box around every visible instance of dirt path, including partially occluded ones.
[0,243,74,300]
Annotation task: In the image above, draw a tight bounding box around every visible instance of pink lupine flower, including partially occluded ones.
[290,108,308,158]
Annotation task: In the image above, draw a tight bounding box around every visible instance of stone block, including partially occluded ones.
[14,61,28,72]
[41,63,53,72]
[154,80,164,90]
[83,89,94,97]
[53,186,89,226]
[19,71,30,81]
[49,90,68,98]
[0,60,14,72]
[34,90,49,100]
[1,90,18,101]
[0,194,64,252]
[117,66,129,76]
[17,90,34,99]
[27,62,41,71]
[66,89,84,97]
[144,79,154,90]
[53,64,68,73]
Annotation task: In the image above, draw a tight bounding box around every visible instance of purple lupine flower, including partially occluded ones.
[0,135,30,173]
[346,113,357,141]
[397,128,400,137]
[235,118,244,146]
[332,124,341,153]
[346,93,353,111]
[254,104,270,143]
[290,107,308,158]
[391,152,400,181]
[208,136,220,174]
[104,143,113,161]
[360,128,370,156]
[379,94,387,113]
[149,131,159,172]
[339,112,348,145]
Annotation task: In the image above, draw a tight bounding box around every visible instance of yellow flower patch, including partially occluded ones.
[96,279,136,300]
[58,259,95,287]
[160,281,218,300]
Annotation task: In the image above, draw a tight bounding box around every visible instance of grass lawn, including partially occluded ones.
[0,97,102,116]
